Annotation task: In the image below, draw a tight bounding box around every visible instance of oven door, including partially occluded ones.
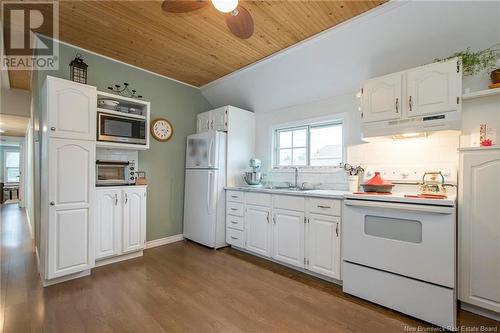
[98,112,146,144]
[343,199,456,288]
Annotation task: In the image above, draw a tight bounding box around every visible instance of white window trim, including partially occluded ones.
[271,114,347,171]
[4,149,20,184]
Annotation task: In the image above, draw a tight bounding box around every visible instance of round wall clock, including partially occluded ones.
[151,118,173,142]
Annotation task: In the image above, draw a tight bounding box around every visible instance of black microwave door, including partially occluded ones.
[99,114,146,143]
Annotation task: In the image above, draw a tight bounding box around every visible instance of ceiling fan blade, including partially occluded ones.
[161,0,208,13]
[225,6,254,39]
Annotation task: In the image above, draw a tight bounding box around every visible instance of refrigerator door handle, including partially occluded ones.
[207,138,214,168]
[207,171,212,213]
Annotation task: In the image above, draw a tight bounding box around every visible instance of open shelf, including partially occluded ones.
[462,88,500,101]
[96,108,146,120]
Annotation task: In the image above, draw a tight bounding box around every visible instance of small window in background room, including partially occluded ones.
[4,151,20,183]
[274,121,343,168]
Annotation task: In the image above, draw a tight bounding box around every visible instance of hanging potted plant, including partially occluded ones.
[435,43,500,87]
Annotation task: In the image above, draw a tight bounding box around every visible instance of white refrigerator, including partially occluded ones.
[183,131,227,248]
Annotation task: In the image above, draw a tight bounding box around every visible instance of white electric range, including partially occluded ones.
[342,165,457,330]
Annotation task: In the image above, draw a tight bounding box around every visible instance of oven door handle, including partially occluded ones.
[344,199,454,215]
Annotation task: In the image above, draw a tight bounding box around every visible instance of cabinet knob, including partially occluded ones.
[49,201,55,206]
[50,127,56,131]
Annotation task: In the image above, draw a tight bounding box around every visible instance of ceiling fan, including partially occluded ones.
[161,0,254,39]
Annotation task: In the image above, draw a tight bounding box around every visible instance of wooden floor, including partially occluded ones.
[1,203,498,333]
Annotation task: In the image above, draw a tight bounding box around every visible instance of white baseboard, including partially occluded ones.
[95,251,143,267]
[25,209,34,239]
[42,270,91,287]
[460,302,500,322]
[145,234,184,249]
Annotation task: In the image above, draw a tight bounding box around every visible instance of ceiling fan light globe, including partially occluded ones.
[211,0,238,13]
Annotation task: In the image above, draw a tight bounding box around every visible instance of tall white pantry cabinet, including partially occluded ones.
[459,147,500,317]
[39,76,97,285]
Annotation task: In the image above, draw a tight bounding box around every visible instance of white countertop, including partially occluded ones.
[226,186,349,199]
[225,186,456,206]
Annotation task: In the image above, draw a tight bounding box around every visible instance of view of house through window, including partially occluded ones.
[4,151,20,183]
[275,121,343,167]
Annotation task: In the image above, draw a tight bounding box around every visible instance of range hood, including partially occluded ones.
[362,111,461,139]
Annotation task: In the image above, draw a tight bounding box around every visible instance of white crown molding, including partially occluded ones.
[200,0,407,91]
[145,234,184,249]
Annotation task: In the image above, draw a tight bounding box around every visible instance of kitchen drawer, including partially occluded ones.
[227,202,244,217]
[226,228,244,248]
[245,192,271,207]
[226,214,244,231]
[309,198,341,216]
[273,195,305,211]
[226,190,244,203]
[343,261,455,328]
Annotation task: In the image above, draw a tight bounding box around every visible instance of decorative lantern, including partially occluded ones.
[69,54,88,84]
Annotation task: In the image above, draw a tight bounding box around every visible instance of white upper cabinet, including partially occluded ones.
[272,209,305,268]
[197,111,211,133]
[196,107,228,132]
[362,73,402,122]
[361,58,461,124]
[211,107,228,131]
[406,59,461,117]
[459,149,500,314]
[245,204,271,257]
[307,214,341,279]
[122,187,147,253]
[95,189,122,260]
[47,139,95,279]
[46,77,97,141]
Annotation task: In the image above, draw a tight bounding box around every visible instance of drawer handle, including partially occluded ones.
[230,236,238,240]
[231,221,238,224]
[230,208,238,211]
[317,205,331,209]
[231,195,239,198]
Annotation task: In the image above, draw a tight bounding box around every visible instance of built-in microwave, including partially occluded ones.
[96,160,136,186]
[97,111,146,145]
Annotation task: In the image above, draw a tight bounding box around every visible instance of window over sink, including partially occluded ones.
[274,121,343,168]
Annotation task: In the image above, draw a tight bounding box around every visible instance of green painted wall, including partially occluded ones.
[32,39,212,241]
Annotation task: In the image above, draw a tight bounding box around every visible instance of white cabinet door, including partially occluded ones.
[459,150,500,313]
[211,107,228,132]
[245,204,271,257]
[47,139,95,279]
[406,59,460,117]
[122,187,147,253]
[197,111,211,133]
[362,73,402,122]
[307,214,341,279]
[272,209,305,268]
[95,189,122,260]
[47,77,97,140]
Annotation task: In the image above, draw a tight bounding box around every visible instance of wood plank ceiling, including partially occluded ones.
[8,0,385,90]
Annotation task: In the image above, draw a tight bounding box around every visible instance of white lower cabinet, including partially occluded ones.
[95,189,122,260]
[307,214,341,279]
[123,187,147,253]
[227,191,342,280]
[272,209,305,268]
[95,186,147,261]
[245,204,272,257]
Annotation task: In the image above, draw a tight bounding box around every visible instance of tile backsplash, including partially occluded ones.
[263,131,460,189]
